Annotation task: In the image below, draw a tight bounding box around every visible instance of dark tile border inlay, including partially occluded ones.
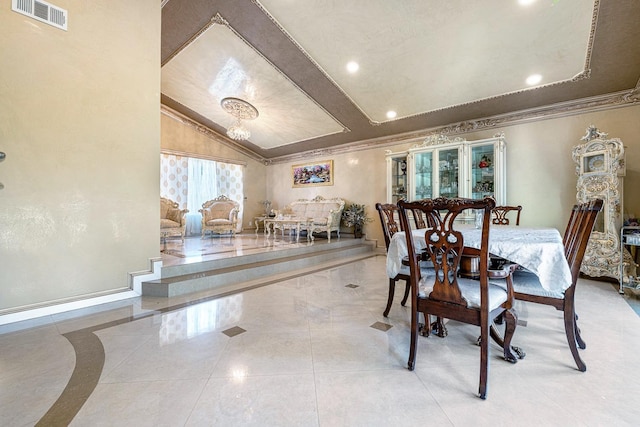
[370,321,393,332]
[222,326,246,337]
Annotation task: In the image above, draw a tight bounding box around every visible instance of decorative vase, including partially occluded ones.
[354,224,363,238]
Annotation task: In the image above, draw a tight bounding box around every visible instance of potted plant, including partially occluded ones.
[341,203,373,238]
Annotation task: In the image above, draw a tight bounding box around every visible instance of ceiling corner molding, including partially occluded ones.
[161,105,267,163]
[584,0,600,72]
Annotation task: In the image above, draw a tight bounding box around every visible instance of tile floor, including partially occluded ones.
[2,250,640,426]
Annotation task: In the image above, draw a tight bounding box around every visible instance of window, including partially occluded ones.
[161,153,244,235]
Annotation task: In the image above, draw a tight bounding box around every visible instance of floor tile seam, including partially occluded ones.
[310,366,407,375]
[97,333,155,380]
[411,370,452,423]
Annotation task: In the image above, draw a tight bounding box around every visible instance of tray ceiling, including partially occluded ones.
[161,0,640,160]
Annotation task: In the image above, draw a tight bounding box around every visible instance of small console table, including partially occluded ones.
[254,216,268,235]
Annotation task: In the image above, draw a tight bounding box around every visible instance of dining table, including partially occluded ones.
[386,225,572,293]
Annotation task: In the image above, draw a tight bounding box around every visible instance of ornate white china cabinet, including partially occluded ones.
[572,126,629,281]
[404,134,507,209]
[385,150,408,204]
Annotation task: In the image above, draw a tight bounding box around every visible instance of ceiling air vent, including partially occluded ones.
[12,0,68,31]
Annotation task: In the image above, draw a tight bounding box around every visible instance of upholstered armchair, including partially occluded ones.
[160,197,189,242]
[199,195,240,237]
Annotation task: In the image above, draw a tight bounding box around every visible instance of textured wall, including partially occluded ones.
[266,105,640,248]
[0,0,161,311]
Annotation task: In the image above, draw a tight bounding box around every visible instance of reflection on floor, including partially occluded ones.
[2,254,640,425]
[160,232,340,267]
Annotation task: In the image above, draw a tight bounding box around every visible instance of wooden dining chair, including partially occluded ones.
[510,199,603,372]
[398,196,519,399]
[492,205,522,226]
[376,203,411,317]
[489,205,522,270]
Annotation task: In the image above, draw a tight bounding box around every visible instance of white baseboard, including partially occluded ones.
[0,257,163,326]
[0,290,139,326]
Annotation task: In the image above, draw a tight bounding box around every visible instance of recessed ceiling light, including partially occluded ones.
[518,0,537,6]
[386,111,397,119]
[526,74,543,85]
[346,61,359,73]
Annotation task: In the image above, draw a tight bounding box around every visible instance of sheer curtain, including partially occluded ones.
[185,158,219,236]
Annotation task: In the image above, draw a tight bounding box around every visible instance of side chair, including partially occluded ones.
[492,205,522,226]
[398,196,519,399]
[510,199,603,371]
[376,203,411,317]
[490,205,522,271]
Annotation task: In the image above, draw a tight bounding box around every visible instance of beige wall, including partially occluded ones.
[266,105,640,248]
[0,0,160,311]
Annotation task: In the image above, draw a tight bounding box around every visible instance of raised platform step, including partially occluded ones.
[143,238,377,297]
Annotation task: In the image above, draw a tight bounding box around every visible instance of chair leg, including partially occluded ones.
[501,309,520,364]
[383,278,396,317]
[478,319,489,399]
[575,313,586,350]
[408,305,419,371]
[400,280,410,306]
[564,307,587,372]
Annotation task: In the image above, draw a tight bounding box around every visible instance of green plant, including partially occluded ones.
[341,203,373,228]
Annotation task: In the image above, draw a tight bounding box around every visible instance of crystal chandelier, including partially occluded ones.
[226,118,251,141]
[220,97,259,141]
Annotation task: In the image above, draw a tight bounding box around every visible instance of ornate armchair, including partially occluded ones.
[199,195,240,237]
[160,197,189,242]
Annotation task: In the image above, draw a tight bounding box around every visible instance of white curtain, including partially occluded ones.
[187,157,219,213]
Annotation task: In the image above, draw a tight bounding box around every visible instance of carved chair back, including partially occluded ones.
[375,203,403,250]
[492,205,522,226]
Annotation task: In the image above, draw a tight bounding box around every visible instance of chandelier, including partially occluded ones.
[220,97,259,141]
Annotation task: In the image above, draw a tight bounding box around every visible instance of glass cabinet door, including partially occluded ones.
[413,151,433,199]
[470,144,495,200]
[438,148,459,198]
[390,156,408,203]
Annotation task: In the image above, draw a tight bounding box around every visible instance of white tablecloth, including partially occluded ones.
[386,226,572,292]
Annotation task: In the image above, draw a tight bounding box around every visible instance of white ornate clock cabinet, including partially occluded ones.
[572,126,628,280]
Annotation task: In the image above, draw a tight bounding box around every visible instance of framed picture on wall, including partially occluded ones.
[292,160,334,188]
